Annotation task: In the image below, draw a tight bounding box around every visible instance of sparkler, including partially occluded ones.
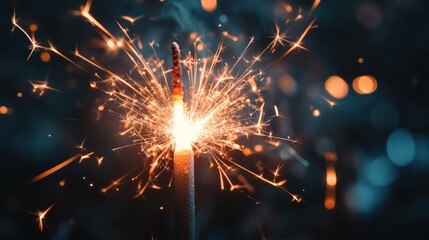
[13,0,317,235]
[171,42,196,240]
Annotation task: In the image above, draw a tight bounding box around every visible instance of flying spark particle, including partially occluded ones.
[107,40,115,48]
[59,180,66,187]
[284,3,293,13]
[29,80,60,96]
[40,52,51,62]
[34,203,55,232]
[120,15,144,24]
[312,109,320,117]
[96,156,104,167]
[254,145,263,152]
[322,97,336,108]
[31,155,80,182]
[29,24,38,32]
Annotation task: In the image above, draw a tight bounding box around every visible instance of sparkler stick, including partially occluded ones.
[171,42,196,240]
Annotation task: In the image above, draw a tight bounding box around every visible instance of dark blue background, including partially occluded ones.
[1,0,428,239]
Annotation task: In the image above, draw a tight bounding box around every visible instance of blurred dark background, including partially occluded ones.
[1,0,429,239]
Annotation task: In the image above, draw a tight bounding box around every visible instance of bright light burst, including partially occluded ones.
[13,0,317,212]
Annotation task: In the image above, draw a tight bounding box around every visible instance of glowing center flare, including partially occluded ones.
[173,102,204,149]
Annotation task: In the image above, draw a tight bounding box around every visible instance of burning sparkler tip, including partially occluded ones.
[171,41,179,50]
[171,42,183,102]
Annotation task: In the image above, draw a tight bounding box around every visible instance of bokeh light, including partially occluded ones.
[201,0,217,12]
[353,75,377,94]
[346,182,379,213]
[326,168,337,186]
[40,52,51,62]
[364,156,397,187]
[413,135,429,170]
[387,129,415,167]
[312,109,320,117]
[356,3,382,30]
[278,74,297,96]
[325,197,335,210]
[0,106,8,114]
[325,75,349,99]
[219,15,228,23]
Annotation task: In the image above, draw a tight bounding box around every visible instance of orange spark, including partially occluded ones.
[222,31,239,42]
[12,11,41,60]
[75,134,88,151]
[28,80,60,96]
[274,105,279,117]
[79,152,94,163]
[96,156,104,166]
[32,155,80,182]
[120,15,144,24]
[278,19,315,61]
[34,203,55,232]
[310,0,321,15]
[80,1,113,39]
[322,96,336,108]
[270,23,287,52]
